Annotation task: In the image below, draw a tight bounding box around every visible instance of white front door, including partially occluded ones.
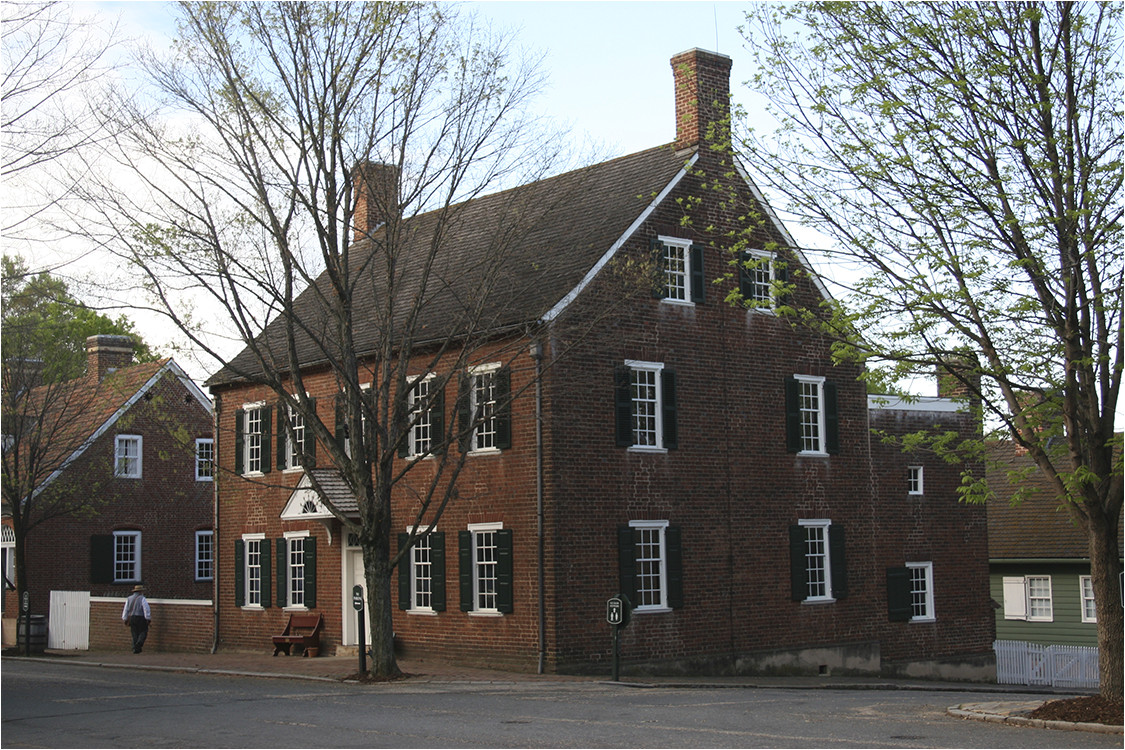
[343,549,372,646]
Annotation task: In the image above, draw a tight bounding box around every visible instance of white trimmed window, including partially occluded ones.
[469,366,499,452]
[1002,575,1053,622]
[243,403,265,474]
[408,375,437,458]
[468,522,501,613]
[113,530,141,583]
[799,520,832,602]
[284,405,306,470]
[1079,575,1096,623]
[907,562,935,621]
[908,466,923,495]
[242,534,264,607]
[741,249,775,307]
[631,520,669,611]
[796,376,826,454]
[660,237,691,303]
[115,435,142,478]
[195,438,214,481]
[410,530,434,612]
[617,360,677,451]
[195,530,213,581]
[284,531,309,608]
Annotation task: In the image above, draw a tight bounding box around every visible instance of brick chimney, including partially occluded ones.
[352,161,399,240]
[86,335,135,381]
[671,48,733,152]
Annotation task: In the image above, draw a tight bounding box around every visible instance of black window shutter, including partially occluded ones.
[334,394,347,454]
[775,257,791,306]
[432,387,446,456]
[824,382,839,455]
[260,405,272,473]
[397,533,411,610]
[234,540,245,606]
[494,368,511,450]
[886,567,912,622]
[737,250,752,302]
[234,409,245,474]
[458,530,473,611]
[397,386,410,459]
[275,537,286,607]
[303,536,316,608]
[662,369,678,450]
[784,378,802,453]
[305,397,317,466]
[614,366,633,447]
[666,525,683,608]
[829,524,847,599]
[90,535,113,584]
[457,375,471,453]
[261,538,271,608]
[689,244,705,303]
[617,526,638,602]
[650,237,667,298]
[276,404,288,470]
[496,529,514,613]
[789,525,808,601]
[431,531,447,611]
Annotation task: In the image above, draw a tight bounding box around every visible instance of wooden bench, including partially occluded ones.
[271,612,323,657]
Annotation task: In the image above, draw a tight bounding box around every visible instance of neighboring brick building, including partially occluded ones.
[207,49,994,677]
[2,335,214,652]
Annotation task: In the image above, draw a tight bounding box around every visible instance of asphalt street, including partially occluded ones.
[2,660,1117,748]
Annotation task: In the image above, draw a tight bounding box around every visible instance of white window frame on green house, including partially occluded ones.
[1079,575,1096,623]
[1002,575,1054,622]
[114,434,142,478]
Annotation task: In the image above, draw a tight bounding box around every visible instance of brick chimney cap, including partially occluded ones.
[670,48,732,65]
[85,334,135,351]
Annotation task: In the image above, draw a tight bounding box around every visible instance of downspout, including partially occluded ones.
[530,340,546,675]
[211,390,220,654]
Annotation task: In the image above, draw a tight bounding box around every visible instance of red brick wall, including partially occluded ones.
[89,598,213,652]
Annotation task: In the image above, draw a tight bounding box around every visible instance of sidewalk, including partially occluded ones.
[5,648,1120,735]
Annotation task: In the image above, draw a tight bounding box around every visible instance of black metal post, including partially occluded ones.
[612,624,620,681]
[358,608,366,675]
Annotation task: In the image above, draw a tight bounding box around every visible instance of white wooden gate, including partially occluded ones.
[48,591,90,650]
[994,640,1099,690]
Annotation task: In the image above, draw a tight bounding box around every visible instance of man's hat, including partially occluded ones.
[132,585,145,592]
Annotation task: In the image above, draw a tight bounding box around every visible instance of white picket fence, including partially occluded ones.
[994,640,1099,690]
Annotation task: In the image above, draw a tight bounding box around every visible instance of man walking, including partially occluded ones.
[122,584,151,653]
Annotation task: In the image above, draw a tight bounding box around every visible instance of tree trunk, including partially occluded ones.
[1087,505,1123,699]
[363,534,400,679]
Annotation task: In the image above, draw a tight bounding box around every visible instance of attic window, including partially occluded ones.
[301,500,319,515]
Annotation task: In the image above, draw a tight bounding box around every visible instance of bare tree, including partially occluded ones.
[1,1,119,256]
[78,2,623,677]
[737,1,1122,697]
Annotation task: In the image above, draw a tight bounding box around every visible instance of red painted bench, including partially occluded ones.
[271,612,323,657]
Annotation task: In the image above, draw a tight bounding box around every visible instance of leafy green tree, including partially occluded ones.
[736,1,1122,697]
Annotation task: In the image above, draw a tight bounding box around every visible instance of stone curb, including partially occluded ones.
[948,704,1124,735]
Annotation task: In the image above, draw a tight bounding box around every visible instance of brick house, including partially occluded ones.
[207,49,994,677]
[2,335,214,652]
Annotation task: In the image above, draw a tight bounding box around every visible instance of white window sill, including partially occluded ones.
[633,606,672,615]
[241,605,264,611]
[910,616,936,624]
[196,477,214,483]
[407,609,438,616]
[468,448,501,457]
[661,298,694,307]
[801,597,836,605]
[282,605,309,612]
[627,446,668,454]
[242,471,265,478]
[797,450,829,458]
[282,467,304,474]
[746,305,777,316]
[468,610,503,618]
[908,491,923,497]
